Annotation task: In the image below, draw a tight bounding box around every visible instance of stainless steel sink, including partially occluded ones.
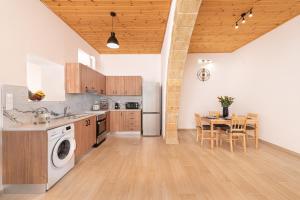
[52,113,90,120]
[67,114,90,119]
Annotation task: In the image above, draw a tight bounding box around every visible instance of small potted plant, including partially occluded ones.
[217,96,234,117]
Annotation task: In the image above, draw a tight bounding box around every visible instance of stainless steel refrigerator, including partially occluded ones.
[142,82,161,136]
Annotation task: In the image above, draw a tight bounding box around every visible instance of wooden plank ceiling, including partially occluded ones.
[189,0,300,53]
[41,0,171,54]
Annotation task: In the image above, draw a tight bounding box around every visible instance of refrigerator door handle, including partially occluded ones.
[143,112,160,114]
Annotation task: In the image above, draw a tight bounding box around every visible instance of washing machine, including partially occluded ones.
[47,123,76,190]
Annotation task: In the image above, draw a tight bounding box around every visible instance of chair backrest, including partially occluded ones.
[231,116,247,133]
[194,113,202,127]
[247,113,258,119]
[209,111,220,118]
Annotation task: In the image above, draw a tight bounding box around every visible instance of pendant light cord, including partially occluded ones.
[112,15,114,32]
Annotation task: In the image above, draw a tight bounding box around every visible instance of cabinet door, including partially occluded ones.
[74,119,88,158]
[74,117,95,159]
[106,76,124,96]
[115,77,125,95]
[106,112,110,132]
[106,76,115,96]
[134,76,142,96]
[98,73,106,95]
[79,64,88,92]
[88,116,96,147]
[86,67,96,92]
[124,76,142,96]
[110,111,123,131]
[65,63,88,93]
[3,131,47,184]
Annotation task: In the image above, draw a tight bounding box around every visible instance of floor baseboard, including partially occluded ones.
[259,139,300,158]
[178,129,300,158]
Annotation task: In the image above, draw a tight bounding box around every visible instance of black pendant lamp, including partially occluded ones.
[106,12,119,49]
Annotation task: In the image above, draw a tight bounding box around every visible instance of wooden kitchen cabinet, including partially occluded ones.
[106,76,125,96]
[65,63,88,93]
[106,111,110,132]
[86,67,97,92]
[109,111,123,131]
[110,111,141,132]
[98,72,106,95]
[3,131,48,184]
[123,111,141,131]
[66,63,106,94]
[106,76,142,96]
[124,76,142,96]
[74,116,96,159]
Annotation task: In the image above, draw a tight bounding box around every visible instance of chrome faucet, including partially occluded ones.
[63,106,71,117]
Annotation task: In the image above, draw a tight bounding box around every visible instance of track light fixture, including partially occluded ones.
[234,8,253,29]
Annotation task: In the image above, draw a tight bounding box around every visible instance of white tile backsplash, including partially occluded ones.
[1,85,101,125]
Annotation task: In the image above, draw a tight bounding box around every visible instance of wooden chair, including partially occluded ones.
[246,113,259,147]
[220,116,247,152]
[194,113,218,147]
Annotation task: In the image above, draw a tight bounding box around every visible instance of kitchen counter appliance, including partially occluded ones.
[125,102,140,109]
[114,102,120,110]
[94,113,107,147]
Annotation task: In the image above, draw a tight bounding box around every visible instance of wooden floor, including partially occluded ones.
[1,130,300,200]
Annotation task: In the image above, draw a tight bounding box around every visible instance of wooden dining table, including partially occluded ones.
[201,117,259,149]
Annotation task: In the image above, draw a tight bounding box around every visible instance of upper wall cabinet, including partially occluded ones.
[65,63,106,95]
[124,76,142,96]
[106,76,142,96]
[106,76,124,96]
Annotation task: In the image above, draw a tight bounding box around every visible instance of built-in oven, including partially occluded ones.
[94,113,107,147]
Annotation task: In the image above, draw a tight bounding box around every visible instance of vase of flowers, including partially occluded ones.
[217,96,234,118]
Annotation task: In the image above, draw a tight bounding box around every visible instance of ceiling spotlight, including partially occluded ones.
[242,17,246,24]
[249,9,253,18]
[235,23,239,29]
[198,59,212,64]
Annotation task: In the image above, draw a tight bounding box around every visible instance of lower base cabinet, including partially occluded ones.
[74,116,96,159]
[110,110,141,132]
[3,131,48,184]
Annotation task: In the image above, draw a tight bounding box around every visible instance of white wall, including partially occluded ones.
[161,0,177,137]
[0,0,99,87]
[179,16,300,153]
[0,85,2,191]
[99,54,161,83]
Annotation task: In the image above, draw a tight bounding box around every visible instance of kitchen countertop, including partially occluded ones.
[3,114,97,132]
[109,109,142,111]
[2,109,142,132]
[3,110,109,132]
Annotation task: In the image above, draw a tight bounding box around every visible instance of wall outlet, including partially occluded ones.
[5,93,13,111]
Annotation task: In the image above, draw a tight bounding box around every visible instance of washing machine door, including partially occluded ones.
[52,135,76,168]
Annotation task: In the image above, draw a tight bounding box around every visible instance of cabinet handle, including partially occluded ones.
[85,120,89,126]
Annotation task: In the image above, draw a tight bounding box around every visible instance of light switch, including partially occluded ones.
[5,93,13,111]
